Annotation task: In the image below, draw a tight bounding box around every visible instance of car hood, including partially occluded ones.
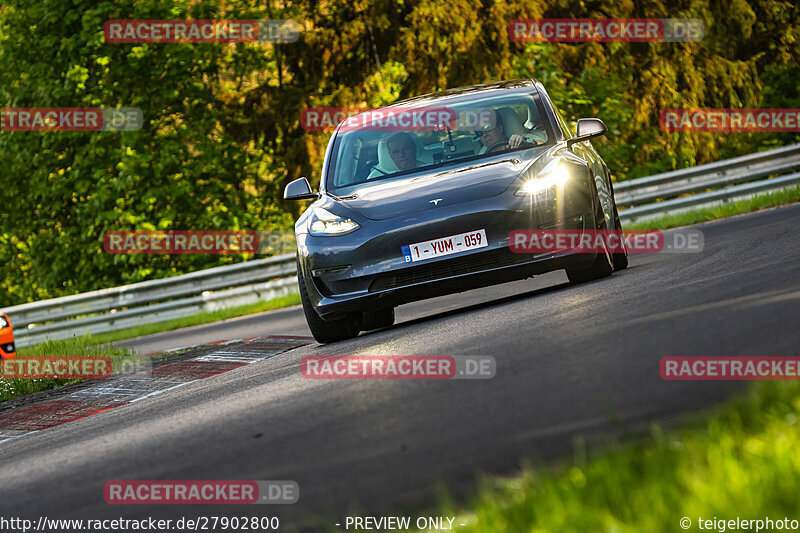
[339,149,547,221]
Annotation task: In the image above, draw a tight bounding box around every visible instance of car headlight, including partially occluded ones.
[515,162,569,196]
[0,316,7,329]
[308,207,360,236]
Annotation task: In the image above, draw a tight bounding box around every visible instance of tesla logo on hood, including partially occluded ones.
[429,198,443,206]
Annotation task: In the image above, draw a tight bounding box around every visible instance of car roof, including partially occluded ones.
[384,79,539,108]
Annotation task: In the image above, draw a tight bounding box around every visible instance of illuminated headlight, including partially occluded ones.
[515,162,569,196]
[0,316,7,329]
[308,207,360,236]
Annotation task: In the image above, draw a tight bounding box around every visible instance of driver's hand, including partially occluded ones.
[507,134,525,148]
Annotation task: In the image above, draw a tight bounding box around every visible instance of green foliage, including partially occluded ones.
[1,0,798,305]
[511,0,800,180]
[0,0,293,304]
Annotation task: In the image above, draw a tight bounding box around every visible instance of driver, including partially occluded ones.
[476,108,529,154]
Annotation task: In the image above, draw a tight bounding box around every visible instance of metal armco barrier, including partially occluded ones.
[616,143,800,223]
[3,254,297,347]
[3,144,800,346]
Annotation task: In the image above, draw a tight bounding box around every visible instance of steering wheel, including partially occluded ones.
[484,140,508,153]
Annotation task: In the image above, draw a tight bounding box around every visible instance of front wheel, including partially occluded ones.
[297,262,360,343]
[566,200,614,284]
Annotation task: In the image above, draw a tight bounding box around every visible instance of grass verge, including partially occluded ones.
[1,293,300,402]
[435,381,800,532]
[1,337,140,402]
[625,186,800,230]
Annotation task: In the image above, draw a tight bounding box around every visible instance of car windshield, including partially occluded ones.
[325,89,552,195]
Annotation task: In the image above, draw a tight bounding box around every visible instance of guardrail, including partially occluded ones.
[616,143,800,223]
[4,144,800,347]
[3,254,298,347]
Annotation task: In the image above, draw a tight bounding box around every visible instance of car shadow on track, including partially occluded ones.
[364,280,577,338]
[357,263,646,339]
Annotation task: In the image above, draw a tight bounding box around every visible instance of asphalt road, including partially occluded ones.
[1,205,799,531]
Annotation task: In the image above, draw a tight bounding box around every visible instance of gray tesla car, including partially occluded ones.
[285,79,628,343]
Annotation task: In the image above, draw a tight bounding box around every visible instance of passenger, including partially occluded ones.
[368,132,425,179]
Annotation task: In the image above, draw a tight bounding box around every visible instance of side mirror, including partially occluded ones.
[568,118,607,146]
[284,177,319,201]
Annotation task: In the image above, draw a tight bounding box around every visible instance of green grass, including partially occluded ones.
[1,336,140,402]
[625,186,800,230]
[432,381,800,532]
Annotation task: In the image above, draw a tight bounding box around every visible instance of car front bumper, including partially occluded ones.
[297,183,598,319]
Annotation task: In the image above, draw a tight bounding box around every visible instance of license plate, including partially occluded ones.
[401,229,487,263]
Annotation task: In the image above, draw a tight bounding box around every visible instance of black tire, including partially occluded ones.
[297,262,360,343]
[612,200,629,271]
[566,199,614,284]
[361,307,395,331]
